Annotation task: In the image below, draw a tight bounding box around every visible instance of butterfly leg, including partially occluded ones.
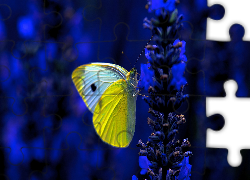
[133,90,141,97]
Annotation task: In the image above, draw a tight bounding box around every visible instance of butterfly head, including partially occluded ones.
[130,67,137,76]
[127,68,138,89]
[127,67,137,79]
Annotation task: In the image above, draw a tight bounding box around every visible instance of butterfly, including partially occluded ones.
[72,63,139,148]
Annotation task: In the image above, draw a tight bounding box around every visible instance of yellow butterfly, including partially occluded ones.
[72,63,138,148]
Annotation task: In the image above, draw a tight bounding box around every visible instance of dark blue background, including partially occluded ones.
[0,0,249,179]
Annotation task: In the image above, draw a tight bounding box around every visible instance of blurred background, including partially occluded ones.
[0,0,250,179]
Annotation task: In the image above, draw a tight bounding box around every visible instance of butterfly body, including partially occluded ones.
[72,63,138,147]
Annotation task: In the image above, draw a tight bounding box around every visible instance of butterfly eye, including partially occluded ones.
[91,83,97,92]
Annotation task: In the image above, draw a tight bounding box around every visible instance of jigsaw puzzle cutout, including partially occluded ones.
[206,80,250,167]
[207,0,250,41]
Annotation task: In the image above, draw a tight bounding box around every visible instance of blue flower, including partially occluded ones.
[17,16,35,39]
[145,47,153,64]
[132,175,138,180]
[169,62,187,91]
[145,45,157,64]
[173,39,187,62]
[138,63,155,91]
[178,156,192,180]
[148,0,176,13]
[139,156,152,175]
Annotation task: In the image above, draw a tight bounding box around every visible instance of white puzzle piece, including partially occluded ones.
[206,80,250,167]
[207,0,250,41]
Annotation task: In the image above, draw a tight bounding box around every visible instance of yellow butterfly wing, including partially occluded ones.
[71,63,128,113]
[93,79,136,148]
[72,62,137,147]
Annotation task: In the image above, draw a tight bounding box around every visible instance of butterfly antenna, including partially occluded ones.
[121,51,132,67]
[134,35,154,68]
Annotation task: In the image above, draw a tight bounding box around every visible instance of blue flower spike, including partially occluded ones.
[135,0,192,180]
